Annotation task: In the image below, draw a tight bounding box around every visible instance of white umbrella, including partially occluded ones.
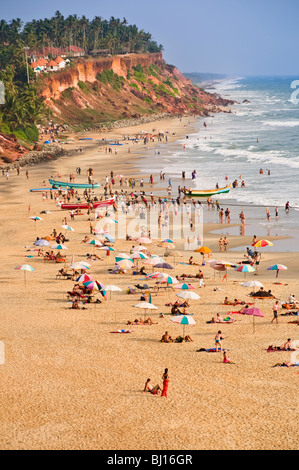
[133,302,158,319]
[101,285,122,299]
[131,245,147,252]
[176,291,201,300]
[241,280,264,289]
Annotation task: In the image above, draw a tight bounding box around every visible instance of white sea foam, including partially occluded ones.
[262,120,299,127]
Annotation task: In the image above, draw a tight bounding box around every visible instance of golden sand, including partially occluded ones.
[0,117,298,450]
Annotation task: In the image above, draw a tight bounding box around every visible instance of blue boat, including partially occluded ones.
[49,179,100,189]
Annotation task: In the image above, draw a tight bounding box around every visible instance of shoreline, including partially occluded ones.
[0,112,299,451]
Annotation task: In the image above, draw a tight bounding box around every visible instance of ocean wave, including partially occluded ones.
[262,120,299,127]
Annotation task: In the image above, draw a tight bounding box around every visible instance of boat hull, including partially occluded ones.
[49,179,100,189]
[189,184,231,198]
[60,198,115,210]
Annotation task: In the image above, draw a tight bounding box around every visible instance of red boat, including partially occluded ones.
[60,198,115,210]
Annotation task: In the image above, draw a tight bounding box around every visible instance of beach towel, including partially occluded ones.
[196,348,229,353]
[110,330,132,334]
[266,347,296,353]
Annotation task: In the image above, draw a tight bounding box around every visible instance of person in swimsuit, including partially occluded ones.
[161,368,169,397]
[215,331,225,351]
[144,379,161,395]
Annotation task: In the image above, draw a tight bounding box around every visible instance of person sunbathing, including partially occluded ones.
[223,297,242,306]
[171,304,182,315]
[188,256,199,265]
[143,378,161,395]
[184,335,193,342]
[270,339,297,351]
[144,317,157,325]
[71,299,86,310]
[161,331,173,343]
[223,351,235,364]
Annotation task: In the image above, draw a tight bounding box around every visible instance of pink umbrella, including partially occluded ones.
[233,307,264,333]
[174,283,196,290]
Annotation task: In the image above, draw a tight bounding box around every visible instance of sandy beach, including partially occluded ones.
[0,115,298,451]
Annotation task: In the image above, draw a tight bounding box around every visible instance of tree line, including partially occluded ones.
[0,12,163,55]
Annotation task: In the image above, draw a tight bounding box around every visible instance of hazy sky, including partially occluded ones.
[2,0,299,76]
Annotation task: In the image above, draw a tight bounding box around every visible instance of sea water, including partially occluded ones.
[137,76,299,250]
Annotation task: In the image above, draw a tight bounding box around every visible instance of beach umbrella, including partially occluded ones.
[175,283,196,290]
[34,239,49,247]
[115,256,133,263]
[267,264,287,278]
[252,240,273,248]
[51,244,68,250]
[83,280,99,291]
[61,224,74,232]
[88,239,104,254]
[171,250,182,265]
[131,245,147,252]
[105,218,118,225]
[241,307,264,333]
[235,264,255,278]
[157,274,179,285]
[99,246,115,252]
[171,314,196,338]
[145,257,163,265]
[162,238,174,244]
[133,302,158,319]
[104,234,115,243]
[76,273,94,283]
[116,253,132,259]
[131,252,148,260]
[116,259,134,271]
[88,239,103,247]
[29,216,43,230]
[14,264,34,285]
[209,260,226,272]
[146,272,161,279]
[131,251,148,267]
[95,280,107,299]
[194,246,211,254]
[241,280,264,291]
[101,285,122,300]
[154,262,174,271]
[176,291,201,301]
[69,261,91,270]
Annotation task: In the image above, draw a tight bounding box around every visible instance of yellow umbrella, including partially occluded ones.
[252,240,273,248]
[194,246,212,254]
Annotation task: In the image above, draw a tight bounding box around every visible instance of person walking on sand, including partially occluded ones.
[161,368,169,398]
[223,237,229,252]
[215,330,225,352]
[219,238,223,252]
[271,301,279,324]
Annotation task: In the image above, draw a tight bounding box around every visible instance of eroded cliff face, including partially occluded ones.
[38,53,233,129]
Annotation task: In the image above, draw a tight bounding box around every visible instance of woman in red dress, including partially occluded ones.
[161,368,169,398]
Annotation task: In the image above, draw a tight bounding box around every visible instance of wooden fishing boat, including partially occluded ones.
[49,178,100,189]
[188,184,231,198]
[60,197,115,210]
